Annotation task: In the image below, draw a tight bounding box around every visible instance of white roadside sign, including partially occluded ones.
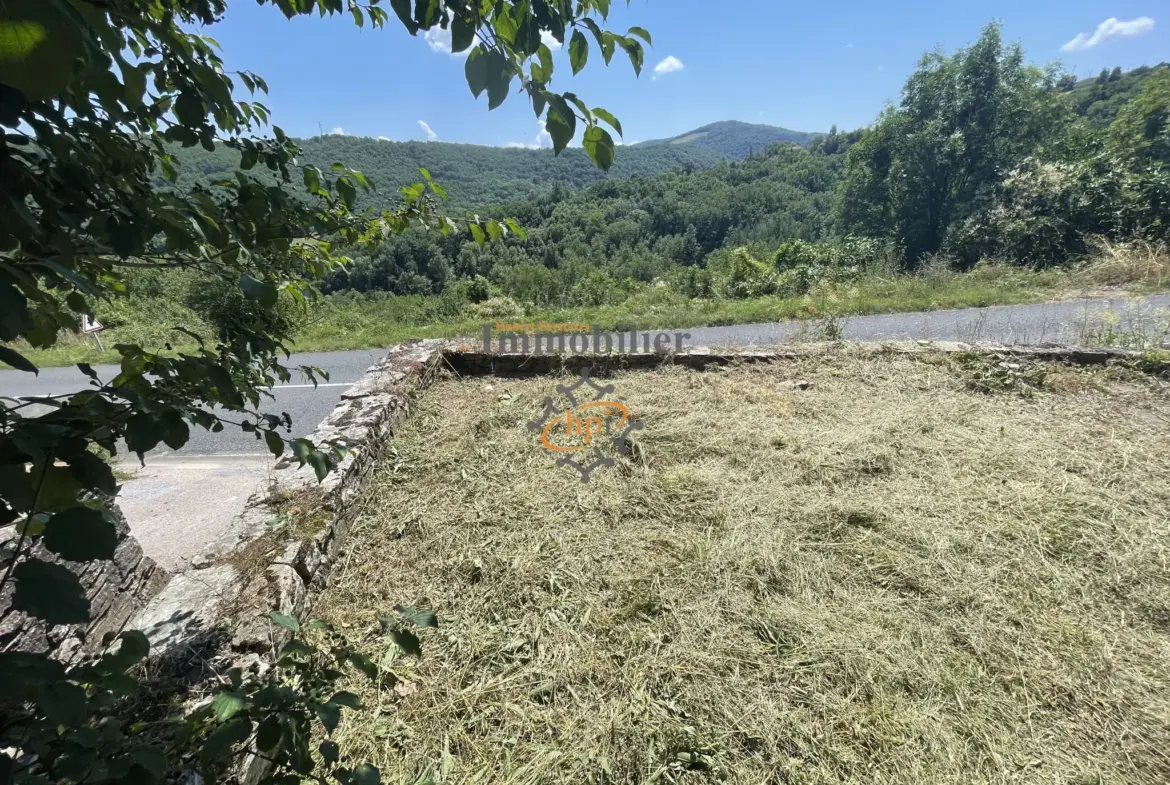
[81,315,104,333]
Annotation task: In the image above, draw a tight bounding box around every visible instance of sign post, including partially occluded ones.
[81,315,105,352]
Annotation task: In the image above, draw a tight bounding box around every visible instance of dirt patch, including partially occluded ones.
[316,355,1170,784]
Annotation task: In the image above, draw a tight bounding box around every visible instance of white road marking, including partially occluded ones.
[275,382,353,389]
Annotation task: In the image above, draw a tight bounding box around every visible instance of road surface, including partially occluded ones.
[3,294,1167,570]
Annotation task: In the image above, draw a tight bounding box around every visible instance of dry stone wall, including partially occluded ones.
[0,499,168,660]
[132,338,448,661]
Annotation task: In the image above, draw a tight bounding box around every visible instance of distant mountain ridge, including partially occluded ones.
[172,135,725,210]
[636,120,818,160]
[170,120,819,210]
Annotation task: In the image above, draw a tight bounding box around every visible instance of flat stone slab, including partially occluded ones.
[117,454,272,573]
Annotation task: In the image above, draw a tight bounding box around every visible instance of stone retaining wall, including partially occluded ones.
[0,499,168,660]
[132,338,448,660]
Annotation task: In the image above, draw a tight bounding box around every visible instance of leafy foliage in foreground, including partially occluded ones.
[0,611,436,785]
[1,0,648,783]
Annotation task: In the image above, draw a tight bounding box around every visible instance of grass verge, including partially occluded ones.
[8,248,1170,369]
[316,353,1170,784]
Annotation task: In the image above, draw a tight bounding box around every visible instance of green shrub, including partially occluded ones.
[466,296,526,321]
[708,247,777,298]
[185,274,303,342]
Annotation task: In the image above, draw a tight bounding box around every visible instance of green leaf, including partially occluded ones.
[125,412,162,455]
[591,107,623,138]
[264,430,285,458]
[348,651,379,680]
[0,0,83,100]
[395,604,439,628]
[617,36,643,77]
[0,651,66,700]
[329,690,362,709]
[464,46,488,98]
[174,90,205,127]
[569,30,588,75]
[240,274,278,308]
[66,452,117,495]
[212,691,246,722]
[532,43,553,84]
[271,611,299,632]
[201,718,252,764]
[389,0,418,34]
[160,410,189,450]
[627,26,652,45]
[39,681,87,726]
[303,165,323,194]
[0,345,37,374]
[544,99,576,155]
[450,12,474,53]
[469,222,486,246]
[313,701,341,734]
[336,176,357,209]
[485,219,502,242]
[483,50,513,110]
[504,218,527,239]
[389,629,422,657]
[582,126,616,171]
[353,763,381,785]
[103,630,150,671]
[307,450,330,482]
[319,740,340,765]
[130,746,167,782]
[43,506,118,562]
[256,716,282,751]
[12,558,90,624]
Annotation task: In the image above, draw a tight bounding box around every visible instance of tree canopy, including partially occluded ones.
[0,2,650,784]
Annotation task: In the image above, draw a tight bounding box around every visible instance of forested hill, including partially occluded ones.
[170,134,725,210]
[1062,62,1169,127]
[636,121,817,159]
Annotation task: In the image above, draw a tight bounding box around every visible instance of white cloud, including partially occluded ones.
[505,119,554,149]
[845,43,854,49]
[1062,17,1155,52]
[425,25,561,56]
[423,25,457,54]
[377,135,391,141]
[417,120,438,142]
[328,127,346,135]
[652,55,685,80]
[540,30,563,51]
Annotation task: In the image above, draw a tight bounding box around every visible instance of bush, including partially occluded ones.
[466,296,526,321]
[185,274,302,342]
[708,247,777,298]
[666,265,714,299]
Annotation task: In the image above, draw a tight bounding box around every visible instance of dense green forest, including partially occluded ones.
[313,28,1167,310]
[1063,63,1169,126]
[170,133,727,210]
[635,120,816,159]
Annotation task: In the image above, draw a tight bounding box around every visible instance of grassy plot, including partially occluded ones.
[317,353,1170,784]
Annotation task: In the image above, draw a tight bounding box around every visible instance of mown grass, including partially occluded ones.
[9,246,1169,369]
[316,352,1170,784]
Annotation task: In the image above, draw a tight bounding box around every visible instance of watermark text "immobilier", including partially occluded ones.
[483,323,691,354]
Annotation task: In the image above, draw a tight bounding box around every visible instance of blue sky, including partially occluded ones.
[205,1,1166,145]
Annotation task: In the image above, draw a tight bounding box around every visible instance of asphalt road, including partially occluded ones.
[3,348,388,457]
